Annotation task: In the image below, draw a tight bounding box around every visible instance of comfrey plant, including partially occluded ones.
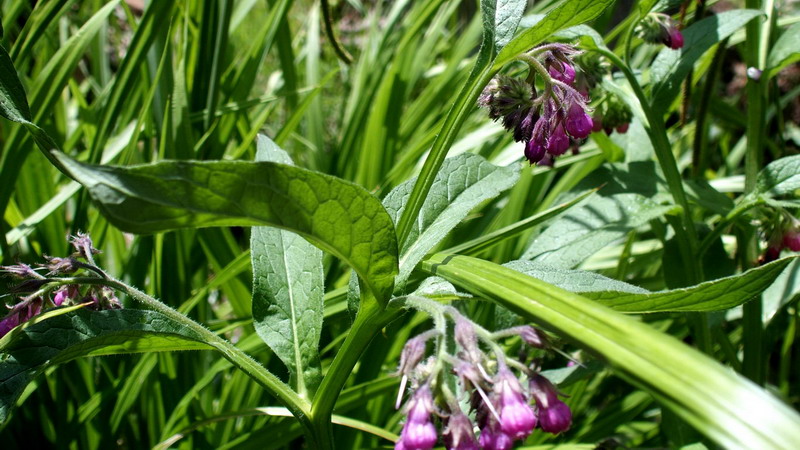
[478,44,593,165]
[0,233,121,336]
[394,299,571,450]
[635,12,684,50]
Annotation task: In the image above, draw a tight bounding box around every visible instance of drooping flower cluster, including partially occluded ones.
[0,233,122,337]
[591,91,634,136]
[393,307,572,450]
[635,12,684,50]
[478,44,594,166]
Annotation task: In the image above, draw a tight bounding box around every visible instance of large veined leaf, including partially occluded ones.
[55,152,398,302]
[649,9,762,112]
[522,193,676,268]
[382,153,519,289]
[506,257,795,313]
[422,254,800,449]
[0,309,211,425]
[251,135,323,398]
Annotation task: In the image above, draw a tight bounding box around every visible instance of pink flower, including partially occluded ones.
[565,102,593,139]
[495,369,536,440]
[397,386,438,450]
[664,28,684,50]
[443,412,479,450]
[530,374,572,434]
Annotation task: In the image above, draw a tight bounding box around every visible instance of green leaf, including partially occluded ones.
[251,135,323,398]
[522,193,676,268]
[494,0,527,49]
[506,257,795,313]
[0,43,32,124]
[54,152,398,303]
[382,153,519,289]
[755,154,800,198]
[650,10,762,112]
[555,24,609,51]
[494,0,615,68]
[764,22,800,81]
[422,254,800,449]
[0,309,212,425]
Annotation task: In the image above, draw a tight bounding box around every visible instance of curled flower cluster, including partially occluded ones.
[635,13,684,50]
[0,233,122,337]
[591,91,633,136]
[478,44,594,166]
[394,309,572,450]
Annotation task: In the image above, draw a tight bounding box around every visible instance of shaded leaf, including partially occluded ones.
[650,10,762,111]
[55,152,398,302]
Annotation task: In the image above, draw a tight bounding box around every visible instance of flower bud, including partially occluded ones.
[783,229,800,252]
[546,123,570,156]
[443,412,479,450]
[530,374,572,434]
[397,386,438,450]
[565,102,593,139]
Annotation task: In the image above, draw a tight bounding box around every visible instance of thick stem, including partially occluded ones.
[310,293,397,445]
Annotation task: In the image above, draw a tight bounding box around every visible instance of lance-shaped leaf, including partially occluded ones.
[764,22,800,81]
[506,257,795,313]
[0,43,32,124]
[251,135,323,398]
[382,153,519,289]
[0,309,211,425]
[54,152,398,302]
[422,254,800,449]
[492,0,527,49]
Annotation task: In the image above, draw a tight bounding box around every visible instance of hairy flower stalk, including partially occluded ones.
[479,43,594,165]
[393,301,572,449]
[0,233,122,338]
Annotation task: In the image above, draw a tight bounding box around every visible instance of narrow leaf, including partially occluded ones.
[54,152,398,302]
[251,135,323,397]
[0,43,32,123]
[650,10,762,111]
[382,153,519,289]
[422,254,800,449]
[0,309,211,425]
[506,257,795,313]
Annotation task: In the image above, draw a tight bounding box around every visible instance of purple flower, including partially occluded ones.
[69,232,101,260]
[524,139,546,164]
[443,412,479,450]
[664,27,684,50]
[478,423,514,450]
[52,285,80,307]
[0,297,44,338]
[0,263,40,279]
[565,102,593,139]
[546,123,570,156]
[530,374,572,434]
[783,229,800,252]
[548,61,576,85]
[515,325,549,349]
[397,385,438,450]
[495,368,536,440]
[44,256,80,275]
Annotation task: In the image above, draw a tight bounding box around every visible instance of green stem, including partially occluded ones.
[310,293,397,446]
[600,49,701,281]
[99,278,316,444]
[319,0,352,64]
[742,0,766,385]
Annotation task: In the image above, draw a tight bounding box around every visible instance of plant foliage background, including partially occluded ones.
[1,0,800,448]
